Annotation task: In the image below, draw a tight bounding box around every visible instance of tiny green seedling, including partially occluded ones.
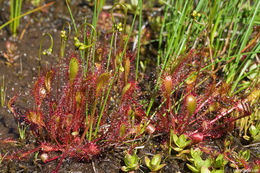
[212,154,228,171]
[18,122,27,141]
[172,133,191,152]
[249,124,260,142]
[121,151,140,172]
[238,150,250,162]
[33,151,41,165]
[144,154,166,172]
[230,149,250,169]
[187,148,211,173]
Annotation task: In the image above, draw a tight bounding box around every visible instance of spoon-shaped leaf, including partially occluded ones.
[96,72,110,96]
[69,57,79,83]
[45,70,53,93]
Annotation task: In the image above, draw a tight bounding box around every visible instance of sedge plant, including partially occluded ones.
[9,0,23,37]
[0,2,55,36]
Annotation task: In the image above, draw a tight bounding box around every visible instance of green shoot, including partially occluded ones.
[230,149,251,169]
[10,0,23,37]
[34,151,39,163]
[187,148,211,173]
[65,0,77,33]
[172,133,191,152]
[135,0,142,81]
[90,0,103,72]
[121,151,140,172]
[225,0,260,93]
[18,122,27,141]
[212,154,228,171]
[0,152,8,165]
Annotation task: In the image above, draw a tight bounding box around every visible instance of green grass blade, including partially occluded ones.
[135,0,142,81]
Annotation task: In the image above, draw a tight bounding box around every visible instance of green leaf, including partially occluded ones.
[173,147,183,152]
[123,153,139,171]
[214,154,227,168]
[239,150,250,161]
[173,134,191,149]
[151,154,162,167]
[201,166,211,173]
[144,156,151,168]
[195,158,211,171]
[249,125,259,137]
[178,134,187,147]
[187,163,199,173]
[121,166,129,172]
[152,164,166,172]
[194,157,204,169]
[191,148,202,159]
[204,159,212,168]
[145,154,166,172]
[172,133,179,146]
